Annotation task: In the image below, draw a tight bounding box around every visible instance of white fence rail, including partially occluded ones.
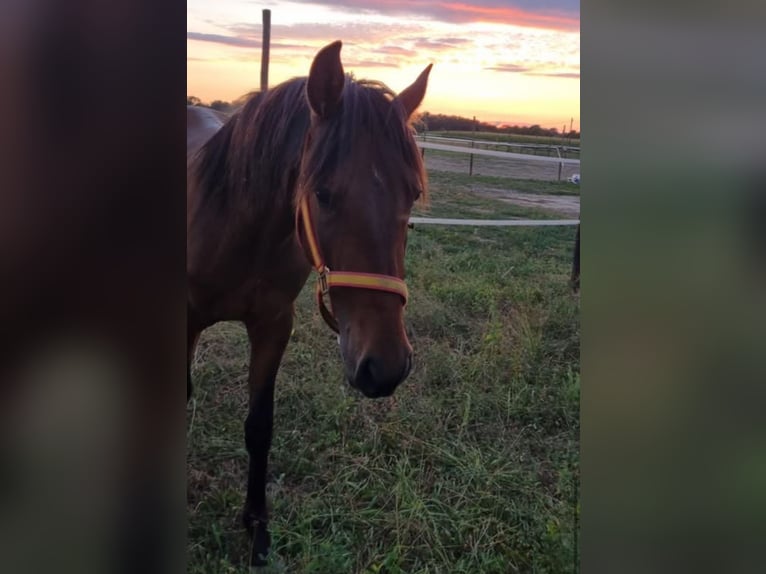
[416,134,580,155]
[416,141,580,165]
[409,217,579,227]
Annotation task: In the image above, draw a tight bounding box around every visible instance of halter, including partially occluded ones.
[296,195,409,333]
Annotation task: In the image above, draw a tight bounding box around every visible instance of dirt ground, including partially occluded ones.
[424,149,579,182]
[424,150,581,217]
[470,186,580,217]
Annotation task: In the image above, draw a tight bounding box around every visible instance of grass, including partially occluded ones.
[421,147,580,181]
[187,171,580,572]
[424,171,581,204]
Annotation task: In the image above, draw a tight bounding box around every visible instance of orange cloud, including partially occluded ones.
[441,2,579,30]
[269,1,579,32]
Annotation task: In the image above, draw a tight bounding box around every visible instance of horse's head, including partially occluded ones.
[297,41,431,398]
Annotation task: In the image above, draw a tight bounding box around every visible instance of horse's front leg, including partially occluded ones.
[242,309,293,568]
[187,305,203,401]
[571,224,580,292]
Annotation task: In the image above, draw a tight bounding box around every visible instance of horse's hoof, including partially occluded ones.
[247,519,271,568]
[250,551,268,569]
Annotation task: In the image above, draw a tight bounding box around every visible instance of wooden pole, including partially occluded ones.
[260,9,271,93]
[569,117,574,146]
[469,115,476,175]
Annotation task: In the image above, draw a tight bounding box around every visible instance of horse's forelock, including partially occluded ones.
[298,77,426,206]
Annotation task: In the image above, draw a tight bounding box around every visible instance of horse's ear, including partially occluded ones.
[397,64,433,119]
[306,40,345,118]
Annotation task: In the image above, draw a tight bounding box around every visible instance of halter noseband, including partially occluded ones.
[296,195,409,333]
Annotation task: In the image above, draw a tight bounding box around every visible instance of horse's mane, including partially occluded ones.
[194,74,426,222]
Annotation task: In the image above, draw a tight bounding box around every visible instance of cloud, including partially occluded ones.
[187,32,261,49]
[413,39,467,52]
[485,64,532,73]
[188,21,431,67]
[376,45,419,57]
[279,1,579,31]
[404,35,472,47]
[188,4,579,76]
[393,34,479,54]
[436,1,579,30]
[487,62,580,79]
[431,37,472,45]
[343,60,399,68]
[529,71,580,78]
[228,21,425,46]
[187,31,314,52]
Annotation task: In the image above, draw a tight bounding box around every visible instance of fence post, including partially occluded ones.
[469,115,476,175]
[260,9,271,93]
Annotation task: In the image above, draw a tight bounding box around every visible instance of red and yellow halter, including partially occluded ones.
[296,195,409,333]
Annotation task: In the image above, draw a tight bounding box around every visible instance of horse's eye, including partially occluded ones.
[315,186,331,207]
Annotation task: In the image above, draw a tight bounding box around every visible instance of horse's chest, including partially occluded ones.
[188,249,309,322]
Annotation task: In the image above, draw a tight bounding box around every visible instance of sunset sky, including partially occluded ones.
[187,0,580,130]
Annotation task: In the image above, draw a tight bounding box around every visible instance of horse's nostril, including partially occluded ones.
[354,354,411,398]
[357,356,380,383]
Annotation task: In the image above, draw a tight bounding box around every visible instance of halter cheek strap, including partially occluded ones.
[296,195,409,334]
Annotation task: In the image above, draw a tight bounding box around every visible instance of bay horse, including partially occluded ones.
[187,41,432,567]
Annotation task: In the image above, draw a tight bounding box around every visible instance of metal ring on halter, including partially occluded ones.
[318,266,330,296]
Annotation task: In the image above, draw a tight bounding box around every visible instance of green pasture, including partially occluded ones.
[187,169,580,573]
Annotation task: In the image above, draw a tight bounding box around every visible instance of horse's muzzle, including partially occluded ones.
[351,351,412,398]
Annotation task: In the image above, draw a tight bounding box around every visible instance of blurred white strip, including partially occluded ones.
[417,141,581,164]
[409,217,579,226]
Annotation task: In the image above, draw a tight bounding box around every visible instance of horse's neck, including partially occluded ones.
[229,131,298,243]
[194,97,308,248]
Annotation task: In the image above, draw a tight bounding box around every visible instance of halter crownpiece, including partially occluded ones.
[297,195,409,333]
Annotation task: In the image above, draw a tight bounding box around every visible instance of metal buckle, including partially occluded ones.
[318,266,330,295]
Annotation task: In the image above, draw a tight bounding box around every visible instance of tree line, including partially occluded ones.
[187,96,236,113]
[187,96,580,138]
[414,112,579,138]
